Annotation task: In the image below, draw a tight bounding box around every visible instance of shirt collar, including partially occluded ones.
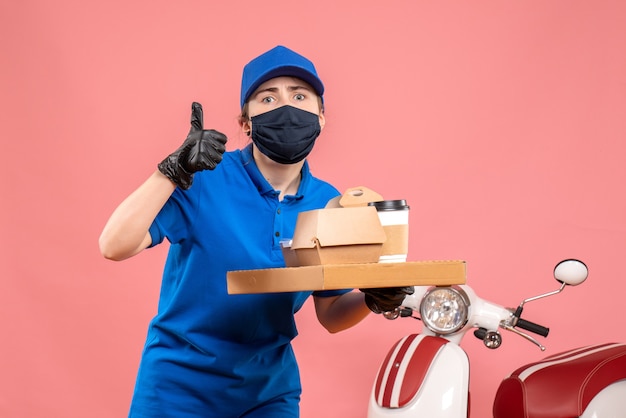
[240,144,309,200]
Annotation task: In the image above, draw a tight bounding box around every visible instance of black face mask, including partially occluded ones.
[250,106,321,164]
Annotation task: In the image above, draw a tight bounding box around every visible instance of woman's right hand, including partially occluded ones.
[158,102,227,190]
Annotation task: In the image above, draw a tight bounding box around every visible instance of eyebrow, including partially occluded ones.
[253,84,313,99]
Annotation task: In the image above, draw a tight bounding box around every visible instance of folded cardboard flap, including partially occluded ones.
[338,186,384,208]
[325,186,384,208]
[280,240,299,267]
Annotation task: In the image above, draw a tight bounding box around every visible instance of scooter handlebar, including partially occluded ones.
[516,318,550,337]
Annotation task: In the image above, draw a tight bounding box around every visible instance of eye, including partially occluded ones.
[293,93,306,101]
[261,96,276,103]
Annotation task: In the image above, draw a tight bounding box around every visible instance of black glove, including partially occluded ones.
[360,286,414,314]
[158,102,227,190]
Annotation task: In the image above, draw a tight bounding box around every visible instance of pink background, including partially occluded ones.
[2,1,625,417]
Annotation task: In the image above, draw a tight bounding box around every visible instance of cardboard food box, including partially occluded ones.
[289,206,386,265]
[227,260,466,294]
[284,186,387,266]
[227,187,467,295]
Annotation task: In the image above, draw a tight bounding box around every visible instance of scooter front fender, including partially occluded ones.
[368,334,469,418]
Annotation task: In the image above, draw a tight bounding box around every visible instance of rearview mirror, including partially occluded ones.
[554,259,588,286]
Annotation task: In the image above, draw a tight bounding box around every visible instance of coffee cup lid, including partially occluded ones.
[368,199,410,211]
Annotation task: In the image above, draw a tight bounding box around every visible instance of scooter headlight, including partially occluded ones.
[420,286,470,335]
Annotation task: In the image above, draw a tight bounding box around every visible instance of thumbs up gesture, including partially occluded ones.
[158,102,228,189]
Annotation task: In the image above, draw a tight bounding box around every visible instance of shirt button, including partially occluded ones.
[275,231,280,237]
[277,208,281,214]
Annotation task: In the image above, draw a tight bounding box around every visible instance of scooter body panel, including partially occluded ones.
[368,334,469,418]
[493,343,626,418]
[580,380,626,418]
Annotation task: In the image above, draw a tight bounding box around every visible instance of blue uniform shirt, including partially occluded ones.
[129,145,348,417]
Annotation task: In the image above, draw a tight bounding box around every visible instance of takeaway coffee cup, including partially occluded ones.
[368,200,410,263]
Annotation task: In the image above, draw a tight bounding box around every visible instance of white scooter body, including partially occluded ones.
[581,380,626,418]
[368,333,469,417]
[367,260,626,418]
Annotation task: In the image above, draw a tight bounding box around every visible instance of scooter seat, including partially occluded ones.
[493,342,626,418]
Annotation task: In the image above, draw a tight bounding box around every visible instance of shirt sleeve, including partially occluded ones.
[147,186,198,247]
[312,288,353,297]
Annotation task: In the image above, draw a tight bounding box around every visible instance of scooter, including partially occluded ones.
[368,259,626,417]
